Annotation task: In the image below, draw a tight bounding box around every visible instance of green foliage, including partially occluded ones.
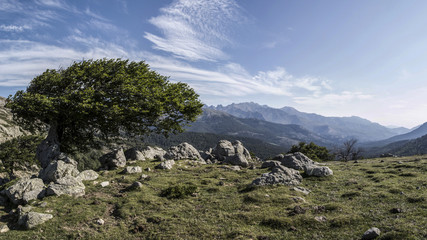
[0,135,44,173]
[288,142,333,161]
[6,59,203,153]
[160,184,198,199]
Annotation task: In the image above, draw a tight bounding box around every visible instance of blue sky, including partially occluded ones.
[1,0,427,128]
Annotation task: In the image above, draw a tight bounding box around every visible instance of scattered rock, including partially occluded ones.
[362,227,381,240]
[304,165,333,177]
[96,218,105,225]
[165,143,204,162]
[6,178,46,205]
[289,205,306,216]
[293,186,311,195]
[46,176,85,197]
[155,160,175,170]
[0,172,9,186]
[100,181,109,187]
[122,166,142,174]
[18,211,53,229]
[125,146,166,161]
[128,181,143,190]
[77,170,99,181]
[99,148,126,170]
[140,174,150,180]
[0,224,9,233]
[39,159,79,183]
[390,208,403,214]
[314,216,327,222]
[291,196,306,203]
[274,152,315,171]
[251,165,302,186]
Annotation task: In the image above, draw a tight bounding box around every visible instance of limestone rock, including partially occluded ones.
[11,164,40,180]
[46,176,85,197]
[251,165,302,186]
[99,148,126,170]
[275,152,315,171]
[165,143,204,162]
[305,165,333,177]
[39,159,79,183]
[77,170,99,181]
[214,140,235,161]
[224,153,249,167]
[362,227,381,240]
[0,224,9,233]
[100,181,109,187]
[96,218,105,225]
[18,211,53,229]
[213,140,252,167]
[122,166,142,174]
[155,160,175,170]
[260,160,282,169]
[6,178,46,205]
[125,146,166,161]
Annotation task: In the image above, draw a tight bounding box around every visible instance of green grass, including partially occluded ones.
[0,156,426,239]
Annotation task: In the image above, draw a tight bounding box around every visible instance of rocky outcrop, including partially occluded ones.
[46,176,85,197]
[125,146,166,161]
[39,157,79,183]
[99,148,126,170]
[251,165,302,186]
[260,160,282,169]
[274,152,315,171]
[0,97,28,144]
[212,140,252,167]
[165,143,204,162]
[155,160,175,170]
[272,152,333,177]
[5,178,46,205]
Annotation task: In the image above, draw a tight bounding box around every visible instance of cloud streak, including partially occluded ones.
[144,0,243,62]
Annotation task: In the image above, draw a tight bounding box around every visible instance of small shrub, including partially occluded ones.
[160,184,197,199]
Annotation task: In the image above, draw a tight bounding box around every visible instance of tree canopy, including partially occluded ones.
[288,142,333,161]
[6,59,203,152]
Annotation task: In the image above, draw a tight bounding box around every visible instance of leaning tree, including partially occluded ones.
[6,58,203,167]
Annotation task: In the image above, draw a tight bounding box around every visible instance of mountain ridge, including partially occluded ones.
[209,102,410,142]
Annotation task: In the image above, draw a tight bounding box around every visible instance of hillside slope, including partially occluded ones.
[187,108,334,149]
[367,122,427,148]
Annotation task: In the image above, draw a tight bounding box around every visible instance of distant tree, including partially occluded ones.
[338,138,363,161]
[6,59,203,156]
[288,142,333,161]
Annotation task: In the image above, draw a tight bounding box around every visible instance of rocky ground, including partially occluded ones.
[0,140,425,239]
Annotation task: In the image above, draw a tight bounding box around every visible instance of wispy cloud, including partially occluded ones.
[0,24,31,32]
[144,0,243,62]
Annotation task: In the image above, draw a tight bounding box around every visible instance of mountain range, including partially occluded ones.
[209,102,409,142]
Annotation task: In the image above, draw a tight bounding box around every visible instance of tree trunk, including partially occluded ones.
[36,122,61,168]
